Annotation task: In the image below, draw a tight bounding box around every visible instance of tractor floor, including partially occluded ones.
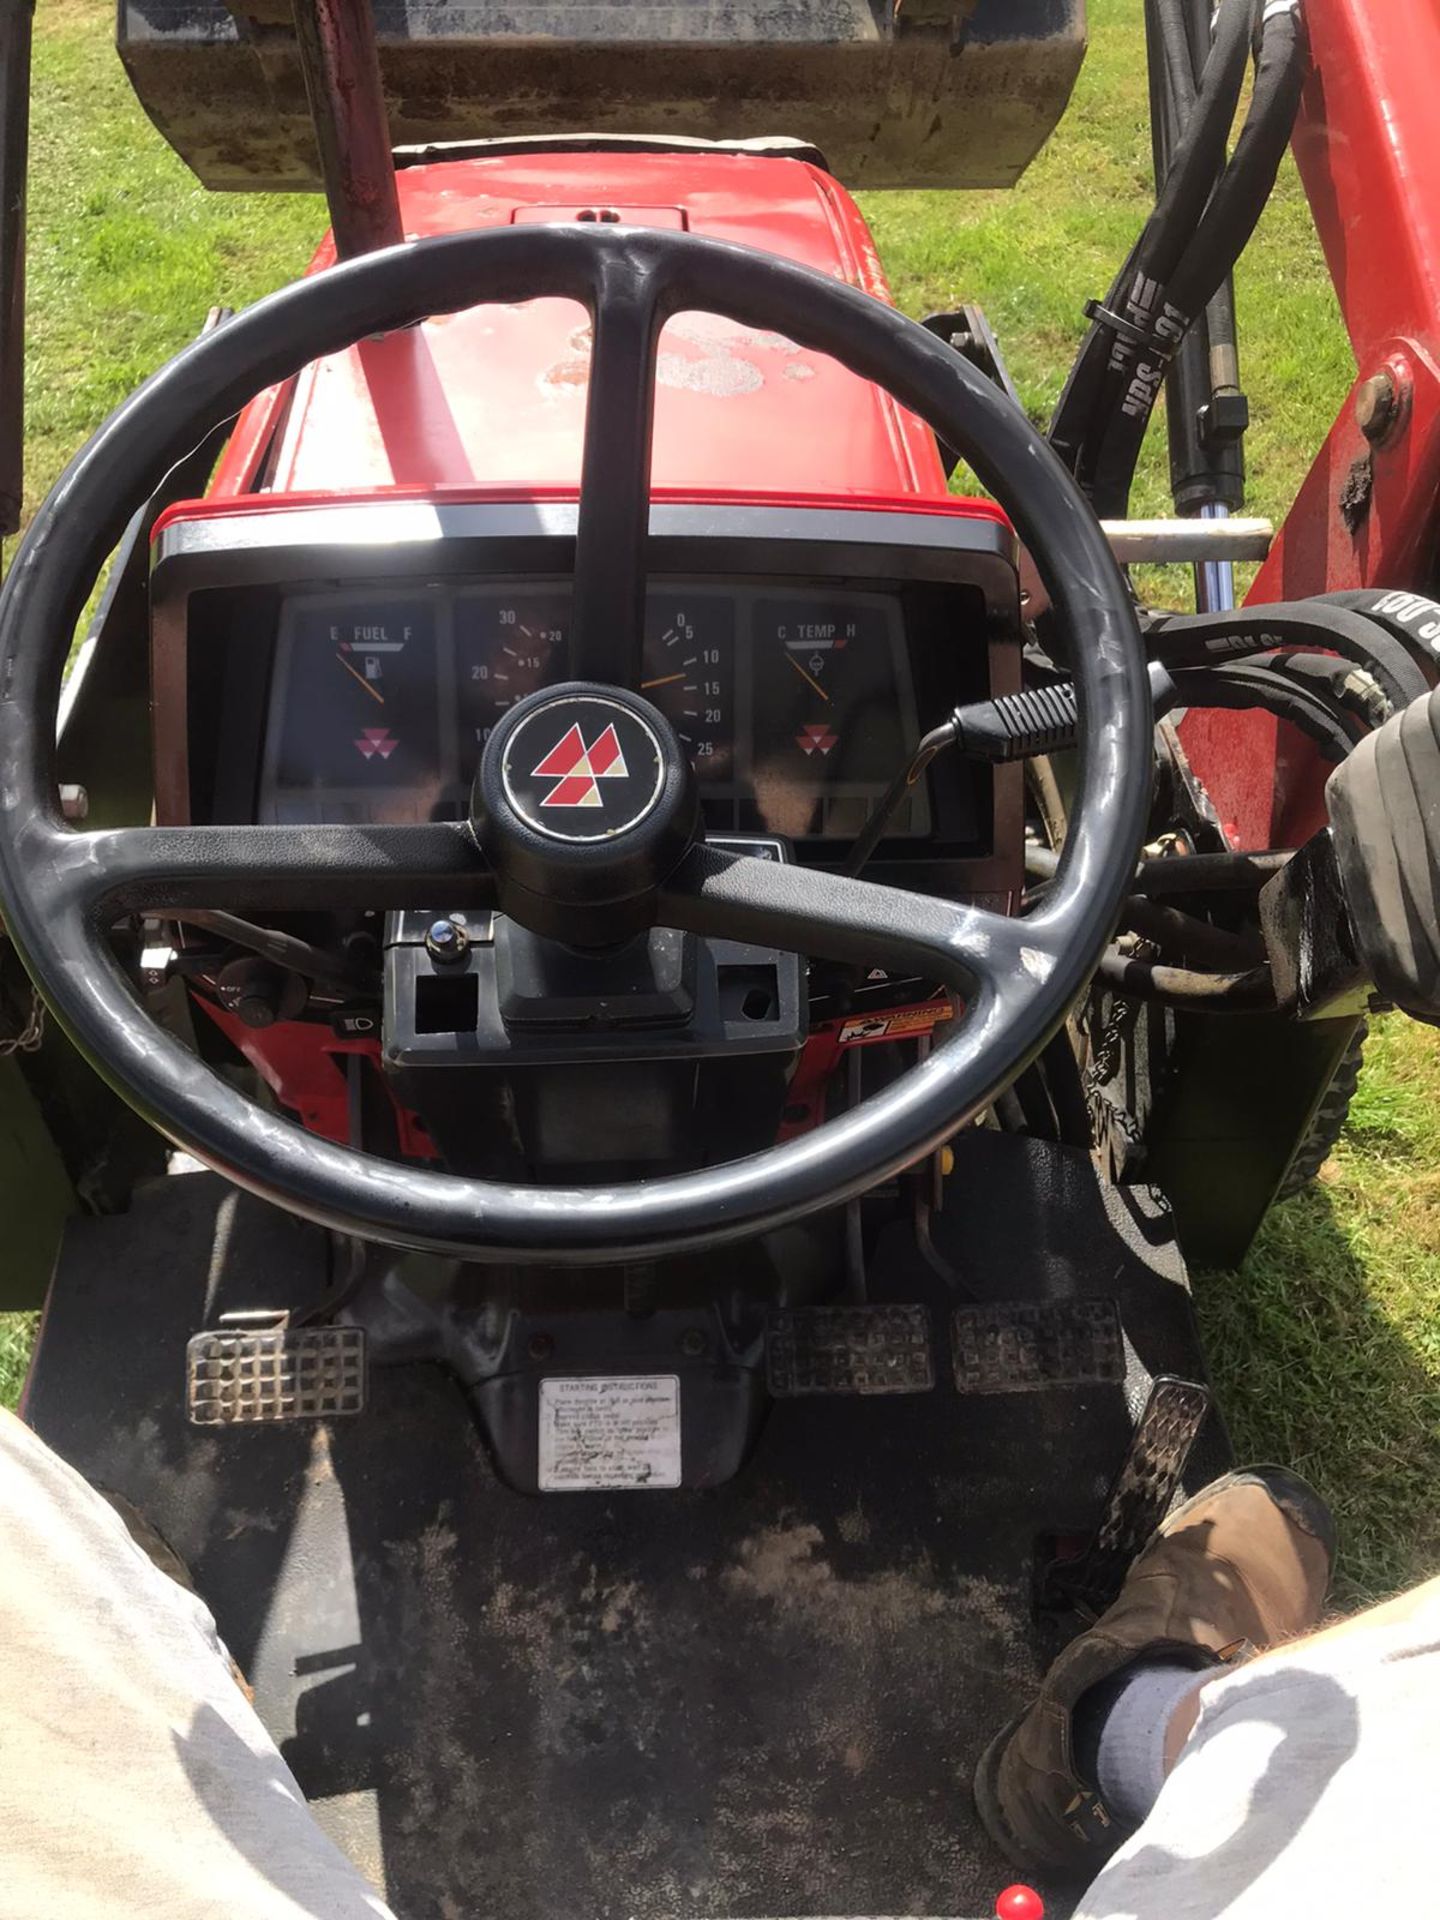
[24,1136,1226,1920]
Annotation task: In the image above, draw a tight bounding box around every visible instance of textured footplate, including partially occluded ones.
[766,1305,934,1396]
[952,1298,1124,1394]
[187,1323,367,1427]
[1044,1373,1212,1618]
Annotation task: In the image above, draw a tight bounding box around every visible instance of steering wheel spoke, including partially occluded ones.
[41,821,495,917]
[658,843,1045,1002]
[570,241,665,686]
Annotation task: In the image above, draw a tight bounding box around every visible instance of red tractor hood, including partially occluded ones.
[212,151,952,507]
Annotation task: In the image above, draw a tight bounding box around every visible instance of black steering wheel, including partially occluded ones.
[0,225,1151,1264]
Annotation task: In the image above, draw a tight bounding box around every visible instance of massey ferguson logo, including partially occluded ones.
[530,721,630,808]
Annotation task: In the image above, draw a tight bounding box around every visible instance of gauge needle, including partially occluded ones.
[641,671,687,690]
[786,653,830,703]
[337,652,385,704]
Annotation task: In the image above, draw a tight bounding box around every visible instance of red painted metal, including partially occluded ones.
[200,1003,438,1159]
[290,0,404,259]
[1250,0,1440,604]
[1183,0,1440,850]
[209,152,949,504]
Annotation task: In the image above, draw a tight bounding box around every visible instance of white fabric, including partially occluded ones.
[0,1408,396,1920]
[1075,1578,1440,1919]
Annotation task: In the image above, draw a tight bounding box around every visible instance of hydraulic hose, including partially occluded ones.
[1169,5,1306,322]
[1082,3,1306,516]
[1308,588,1440,688]
[1167,663,1358,761]
[1049,0,1255,473]
[1095,950,1277,1011]
[1155,0,1201,115]
[1147,600,1431,711]
[1240,649,1392,733]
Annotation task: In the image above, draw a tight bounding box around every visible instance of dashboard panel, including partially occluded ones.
[153,498,1023,889]
[259,580,929,840]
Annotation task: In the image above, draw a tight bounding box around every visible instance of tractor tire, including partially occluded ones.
[1277,1021,1367,1200]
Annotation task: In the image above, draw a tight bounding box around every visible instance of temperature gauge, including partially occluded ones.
[641,593,735,782]
[455,589,568,773]
[751,592,927,839]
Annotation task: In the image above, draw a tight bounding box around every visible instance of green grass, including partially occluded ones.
[3,0,1437,1602]
[0,1311,36,1408]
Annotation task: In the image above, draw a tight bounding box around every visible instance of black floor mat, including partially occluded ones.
[24,1134,1227,1920]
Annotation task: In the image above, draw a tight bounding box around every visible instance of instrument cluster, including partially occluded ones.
[261,580,930,841]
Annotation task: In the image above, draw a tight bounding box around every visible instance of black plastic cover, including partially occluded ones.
[1327,686,1440,1023]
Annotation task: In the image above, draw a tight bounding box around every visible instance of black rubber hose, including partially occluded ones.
[1027,845,1264,967]
[1127,848,1291,892]
[1155,0,1200,115]
[1148,600,1431,711]
[1083,4,1306,514]
[1167,7,1307,323]
[1025,843,1291,894]
[1308,589,1440,688]
[1240,649,1393,734]
[1096,949,1277,1010]
[1049,0,1254,473]
[1168,663,1358,762]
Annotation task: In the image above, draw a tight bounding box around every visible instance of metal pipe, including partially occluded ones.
[290,0,404,260]
[0,0,32,537]
[1100,515,1272,563]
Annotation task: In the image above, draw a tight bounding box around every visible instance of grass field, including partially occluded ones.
[3,0,1436,1601]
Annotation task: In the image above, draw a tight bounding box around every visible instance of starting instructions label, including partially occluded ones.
[538,1375,682,1492]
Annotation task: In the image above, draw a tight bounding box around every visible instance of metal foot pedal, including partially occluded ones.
[766,1304,934,1396]
[187,1314,368,1427]
[952,1298,1124,1394]
[1041,1374,1211,1619]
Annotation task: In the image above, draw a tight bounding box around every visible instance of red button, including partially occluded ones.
[995,1887,1044,1920]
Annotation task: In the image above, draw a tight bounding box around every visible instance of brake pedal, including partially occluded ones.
[766,1303,934,1396]
[186,1314,367,1427]
[952,1298,1124,1393]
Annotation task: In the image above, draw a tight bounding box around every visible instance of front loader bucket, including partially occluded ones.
[119,0,1086,194]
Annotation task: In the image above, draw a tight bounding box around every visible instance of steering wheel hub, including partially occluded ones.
[474,681,698,941]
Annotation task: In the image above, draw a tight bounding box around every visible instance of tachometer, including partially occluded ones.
[641,593,735,782]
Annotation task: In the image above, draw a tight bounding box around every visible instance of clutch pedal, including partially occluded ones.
[187,1313,367,1427]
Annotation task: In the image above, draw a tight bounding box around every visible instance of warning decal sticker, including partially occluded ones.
[837,1002,955,1047]
[538,1375,683,1491]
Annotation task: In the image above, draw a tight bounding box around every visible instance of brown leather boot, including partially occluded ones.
[973,1465,1336,1879]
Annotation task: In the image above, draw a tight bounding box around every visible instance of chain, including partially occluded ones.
[0,984,45,1057]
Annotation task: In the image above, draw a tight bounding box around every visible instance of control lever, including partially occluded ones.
[846,661,1177,876]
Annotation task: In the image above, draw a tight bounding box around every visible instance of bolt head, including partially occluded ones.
[425,917,470,964]
[1355,370,1404,445]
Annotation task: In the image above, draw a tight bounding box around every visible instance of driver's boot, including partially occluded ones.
[973,1465,1335,1880]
